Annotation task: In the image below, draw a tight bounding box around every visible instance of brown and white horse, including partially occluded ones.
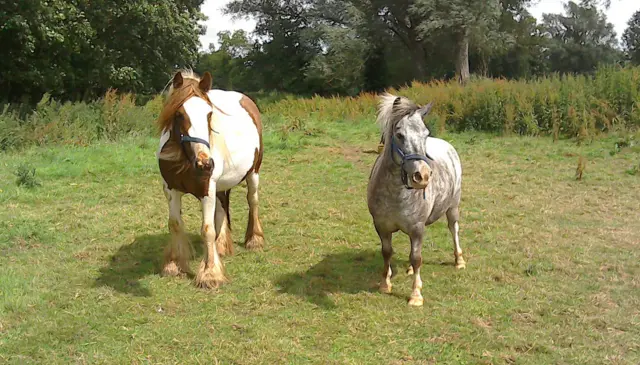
[156,70,265,289]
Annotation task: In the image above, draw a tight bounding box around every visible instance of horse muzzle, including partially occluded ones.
[409,165,432,189]
[195,153,214,172]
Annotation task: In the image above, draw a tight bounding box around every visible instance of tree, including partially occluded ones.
[347,0,431,81]
[484,0,547,78]
[195,30,257,91]
[542,1,621,74]
[79,0,206,95]
[0,0,94,101]
[412,0,502,84]
[623,10,640,64]
[225,0,323,94]
[0,0,206,102]
[305,26,369,95]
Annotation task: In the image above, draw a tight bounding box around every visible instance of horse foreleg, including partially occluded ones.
[215,191,233,256]
[375,225,393,294]
[162,188,193,277]
[195,193,227,289]
[447,207,466,269]
[244,172,265,251]
[408,230,424,306]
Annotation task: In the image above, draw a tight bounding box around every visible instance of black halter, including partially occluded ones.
[172,122,214,170]
[173,121,210,149]
[390,136,433,198]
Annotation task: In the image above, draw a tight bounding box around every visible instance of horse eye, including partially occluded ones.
[396,133,405,141]
[175,112,183,121]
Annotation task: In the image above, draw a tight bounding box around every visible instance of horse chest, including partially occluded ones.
[158,158,211,199]
[369,185,430,230]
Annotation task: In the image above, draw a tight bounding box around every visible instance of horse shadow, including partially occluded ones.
[94,233,202,297]
[274,249,400,309]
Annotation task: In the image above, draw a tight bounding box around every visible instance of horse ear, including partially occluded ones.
[393,97,402,107]
[172,72,183,89]
[199,72,212,92]
[419,102,433,118]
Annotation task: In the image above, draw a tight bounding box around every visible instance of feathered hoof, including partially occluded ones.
[455,257,466,270]
[406,266,414,275]
[245,235,265,251]
[216,233,234,257]
[379,282,392,294]
[408,295,424,307]
[195,263,227,289]
[162,261,190,277]
[162,261,182,277]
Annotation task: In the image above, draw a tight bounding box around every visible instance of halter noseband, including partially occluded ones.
[390,136,433,199]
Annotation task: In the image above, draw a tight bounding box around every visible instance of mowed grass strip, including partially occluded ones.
[0,123,639,364]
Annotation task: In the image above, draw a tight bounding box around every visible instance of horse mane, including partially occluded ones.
[157,69,211,133]
[376,93,419,143]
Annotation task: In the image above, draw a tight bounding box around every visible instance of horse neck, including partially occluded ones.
[374,146,407,191]
[380,142,402,172]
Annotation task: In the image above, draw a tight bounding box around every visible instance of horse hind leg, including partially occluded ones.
[446,207,466,269]
[244,172,265,251]
[215,191,234,256]
[162,188,193,277]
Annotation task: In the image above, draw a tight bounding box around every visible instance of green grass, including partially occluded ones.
[0,116,639,364]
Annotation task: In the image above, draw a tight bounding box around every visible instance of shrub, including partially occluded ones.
[2,65,640,151]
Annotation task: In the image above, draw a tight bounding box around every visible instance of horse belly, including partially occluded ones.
[426,205,448,225]
[216,154,254,191]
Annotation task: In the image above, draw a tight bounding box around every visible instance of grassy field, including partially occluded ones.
[1,111,639,364]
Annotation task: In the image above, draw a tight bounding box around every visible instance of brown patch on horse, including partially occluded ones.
[216,191,232,229]
[157,105,193,169]
[159,144,211,199]
[239,95,263,173]
[214,190,234,256]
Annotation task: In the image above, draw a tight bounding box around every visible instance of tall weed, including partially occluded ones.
[2,65,640,151]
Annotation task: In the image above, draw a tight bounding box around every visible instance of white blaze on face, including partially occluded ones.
[183,96,213,147]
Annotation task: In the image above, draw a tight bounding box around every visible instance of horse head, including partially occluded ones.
[379,94,434,190]
[158,70,214,173]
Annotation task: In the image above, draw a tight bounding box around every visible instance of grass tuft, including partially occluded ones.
[14,164,41,188]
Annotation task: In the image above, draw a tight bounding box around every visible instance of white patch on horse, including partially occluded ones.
[207,90,260,192]
[183,97,213,145]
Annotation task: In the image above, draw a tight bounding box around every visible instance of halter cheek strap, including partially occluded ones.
[180,135,210,149]
[173,122,211,149]
[172,122,215,171]
[390,136,433,199]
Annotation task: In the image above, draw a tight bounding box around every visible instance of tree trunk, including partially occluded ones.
[479,53,489,78]
[410,44,428,81]
[455,30,470,85]
[407,26,427,81]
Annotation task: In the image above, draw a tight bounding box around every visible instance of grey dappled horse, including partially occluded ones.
[367,93,466,306]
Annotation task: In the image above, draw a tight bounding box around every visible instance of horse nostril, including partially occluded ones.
[412,171,423,183]
[195,158,212,171]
